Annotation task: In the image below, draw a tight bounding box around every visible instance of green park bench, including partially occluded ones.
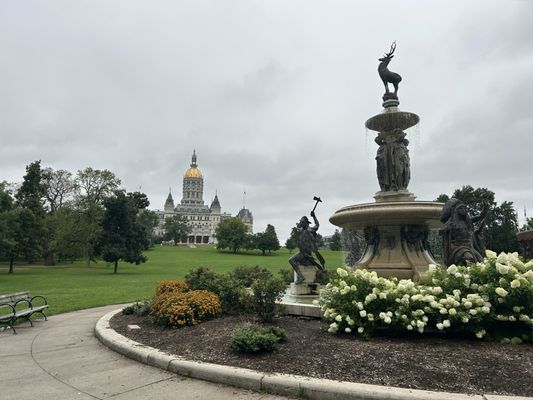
[0,291,49,334]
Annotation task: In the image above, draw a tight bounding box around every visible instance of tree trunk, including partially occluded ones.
[44,251,55,266]
[114,260,118,274]
[8,257,14,274]
[262,249,266,256]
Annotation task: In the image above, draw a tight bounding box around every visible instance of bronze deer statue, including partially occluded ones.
[378,42,402,94]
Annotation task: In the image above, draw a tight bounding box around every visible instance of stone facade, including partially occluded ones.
[155,151,253,244]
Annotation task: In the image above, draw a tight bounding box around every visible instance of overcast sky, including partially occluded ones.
[1,1,532,241]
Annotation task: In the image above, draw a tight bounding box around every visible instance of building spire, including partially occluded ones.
[191,149,197,167]
[243,190,246,209]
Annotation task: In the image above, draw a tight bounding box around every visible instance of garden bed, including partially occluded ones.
[111,312,533,397]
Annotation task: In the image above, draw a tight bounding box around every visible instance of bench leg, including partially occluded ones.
[32,310,48,321]
[0,322,16,334]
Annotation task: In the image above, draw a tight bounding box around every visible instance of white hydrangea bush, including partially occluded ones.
[318,251,533,343]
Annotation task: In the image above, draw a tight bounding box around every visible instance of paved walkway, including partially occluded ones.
[0,305,287,400]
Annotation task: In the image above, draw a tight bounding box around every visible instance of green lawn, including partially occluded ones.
[0,246,344,315]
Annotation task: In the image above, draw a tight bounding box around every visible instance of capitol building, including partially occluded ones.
[155,151,253,244]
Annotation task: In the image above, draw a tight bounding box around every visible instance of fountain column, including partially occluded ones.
[330,43,443,281]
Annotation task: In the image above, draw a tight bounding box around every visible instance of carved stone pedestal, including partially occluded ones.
[286,265,321,303]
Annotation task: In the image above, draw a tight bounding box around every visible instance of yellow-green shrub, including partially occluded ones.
[155,279,189,296]
[151,290,222,327]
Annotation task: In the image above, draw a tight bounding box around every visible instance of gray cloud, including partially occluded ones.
[1,0,532,242]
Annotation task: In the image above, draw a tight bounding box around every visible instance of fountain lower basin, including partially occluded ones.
[330,201,444,281]
[330,201,443,229]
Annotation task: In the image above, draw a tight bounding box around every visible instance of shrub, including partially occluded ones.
[155,279,189,296]
[229,266,273,287]
[278,267,294,285]
[248,277,287,322]
[151,290,222,327]
[214,275,248,315]
[185,267,222,292]
[319,251,533,342]
[122,300,151,316]
[231,323,286,353]
[184,267,247,314]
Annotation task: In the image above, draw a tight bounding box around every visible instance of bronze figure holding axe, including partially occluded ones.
[289,196,325,284]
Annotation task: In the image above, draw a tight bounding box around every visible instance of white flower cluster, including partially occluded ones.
[319,252,533,342]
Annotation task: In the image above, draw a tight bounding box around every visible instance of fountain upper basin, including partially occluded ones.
[365,108,419,132]
[330,201,444,230]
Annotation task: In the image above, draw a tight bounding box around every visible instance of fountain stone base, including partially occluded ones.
[330,201,443,282]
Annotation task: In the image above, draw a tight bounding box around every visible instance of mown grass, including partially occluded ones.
[0,245,344,315]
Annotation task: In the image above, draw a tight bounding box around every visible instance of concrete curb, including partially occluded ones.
[95,309,532,400]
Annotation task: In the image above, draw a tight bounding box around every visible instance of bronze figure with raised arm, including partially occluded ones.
[289,197,325,284]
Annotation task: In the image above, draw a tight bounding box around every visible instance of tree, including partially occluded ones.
[15,161,46,218]
[42,168,76,213]
[74,167,121,266]
[215,217,248,253]
[254,224,281,255]
[163,214,191,244]
[13,161,46,264]
[435,185,518,254]
[285,226,298,252]
[138,209,160,247]
[329,229,342,251]
[75,167,121,205]
[97,191,147,273]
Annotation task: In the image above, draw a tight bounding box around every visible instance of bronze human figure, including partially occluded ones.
[375,131,411,191]
[378,41,402,95]
[289,210,325,284]
[440,198,488,266]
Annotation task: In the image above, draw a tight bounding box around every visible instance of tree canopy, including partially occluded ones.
[97,191,148,273]
[163,214,191,244]
[329,229,342,251]
[215,217,249,253]
[254,224,281,255]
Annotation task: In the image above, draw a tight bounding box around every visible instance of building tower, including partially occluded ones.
[164,188,175,213]
[181,150,204,205]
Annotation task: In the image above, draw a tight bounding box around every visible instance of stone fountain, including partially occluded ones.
[330,43,443,281]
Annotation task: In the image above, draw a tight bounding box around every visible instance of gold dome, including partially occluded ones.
[184,166,203,179]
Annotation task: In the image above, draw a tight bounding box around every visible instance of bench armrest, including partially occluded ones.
[0,303,16,319]
[30,295,48,307]
[14,298,32,310]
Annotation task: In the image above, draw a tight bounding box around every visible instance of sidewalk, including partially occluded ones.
[0,305,285,400]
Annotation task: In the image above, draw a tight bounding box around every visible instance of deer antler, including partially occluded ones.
[384,41,396,58]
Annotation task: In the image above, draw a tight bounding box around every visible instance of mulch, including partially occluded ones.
[111,313,533,397]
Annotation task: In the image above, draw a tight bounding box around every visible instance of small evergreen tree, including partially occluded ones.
[329,229,342,251]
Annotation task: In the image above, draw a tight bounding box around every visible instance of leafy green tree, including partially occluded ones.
[41,167,77,266]
[50,205,87,262]
[97,191,147,273]
[522,217,533,231]
[254,224,280,255]
[138,209,160,247]
[329,229,342,251]
[74,167,120,266]
[285,226,298,252]
[42,168,76,213]
[75,167,121,205]
[215,217,248,253]
[163,214,191,244]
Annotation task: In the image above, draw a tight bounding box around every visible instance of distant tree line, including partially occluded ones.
[214,217,280,255]
[0,161,159,273]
